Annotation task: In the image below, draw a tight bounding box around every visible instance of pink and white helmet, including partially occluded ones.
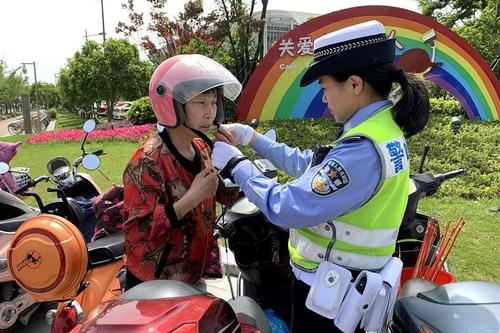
[149,54,242,128]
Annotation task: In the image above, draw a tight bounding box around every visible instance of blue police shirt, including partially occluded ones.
[233,100,392,228]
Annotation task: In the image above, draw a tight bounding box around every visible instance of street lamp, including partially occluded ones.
[21,61,41,132]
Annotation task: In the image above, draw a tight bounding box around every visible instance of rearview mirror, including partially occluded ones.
[83,119,96,133]
[82,154,101,171]
[0,162,9,175]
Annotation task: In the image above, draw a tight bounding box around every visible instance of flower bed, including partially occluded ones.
[27,123,156,144]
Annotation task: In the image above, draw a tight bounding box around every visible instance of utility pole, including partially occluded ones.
[101,0,106,43]
[21,62,41,133]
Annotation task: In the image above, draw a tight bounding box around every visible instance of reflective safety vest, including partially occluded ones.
[289,106,410,271]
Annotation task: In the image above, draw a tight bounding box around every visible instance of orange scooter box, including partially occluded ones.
[8,214,88,302]
[400,267,456,287]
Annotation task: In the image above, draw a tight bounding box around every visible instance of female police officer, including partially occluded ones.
[212,20,430,332]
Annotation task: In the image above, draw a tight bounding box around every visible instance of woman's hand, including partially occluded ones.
[188,167,219,202]
[173,168,219,220]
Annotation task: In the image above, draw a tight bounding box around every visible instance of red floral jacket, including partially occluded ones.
[122,131,238,285]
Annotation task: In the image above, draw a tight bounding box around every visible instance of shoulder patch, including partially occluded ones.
[311,159,350,196]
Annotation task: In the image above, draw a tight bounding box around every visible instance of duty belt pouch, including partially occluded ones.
[361,257,403,331]
[305,261,352,319]
[334,271,383,333]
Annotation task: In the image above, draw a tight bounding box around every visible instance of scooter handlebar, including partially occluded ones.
[15,176,49,194]
[74,149,105,167]
[90,149,105,156]
[436,169,464,182]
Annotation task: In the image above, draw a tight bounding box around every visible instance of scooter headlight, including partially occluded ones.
[53,166,75,188]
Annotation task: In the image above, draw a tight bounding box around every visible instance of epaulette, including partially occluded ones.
[339,135,365,144]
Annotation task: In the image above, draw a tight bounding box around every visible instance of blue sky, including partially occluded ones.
[0,0,419,84]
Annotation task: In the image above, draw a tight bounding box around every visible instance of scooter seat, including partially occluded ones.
[0,209,39,233]
[394,281,500,333]
[119,280,207,300]
[418,281,500,305]
[87,231,125,267]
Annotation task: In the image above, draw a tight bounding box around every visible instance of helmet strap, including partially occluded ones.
[215,95,225,125]
[173,100,185,127]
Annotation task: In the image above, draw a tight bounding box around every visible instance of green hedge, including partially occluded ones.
[244,101,499,200]
[429,98,464,117]
[125,95,499,199]
[128,97,155,125]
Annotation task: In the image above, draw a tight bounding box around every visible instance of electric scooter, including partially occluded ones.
[0,119,105,330]
[4,151,125,333]
[0,162,89,331]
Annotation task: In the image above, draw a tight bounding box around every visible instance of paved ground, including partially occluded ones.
[0,117,17,137]
[0,117,55,137]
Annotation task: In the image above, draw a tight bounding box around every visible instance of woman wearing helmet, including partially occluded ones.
[122,54,242,289]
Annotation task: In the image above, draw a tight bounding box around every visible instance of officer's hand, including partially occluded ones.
[216,124,255,146]
[211,141,244,170]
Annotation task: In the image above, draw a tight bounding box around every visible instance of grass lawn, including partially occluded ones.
[3,136,499,283]
[54,112,86,130]
[418,197,499,282]
[5,139,138,202]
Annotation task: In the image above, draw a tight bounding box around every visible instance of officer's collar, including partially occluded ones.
[343,100,392,132]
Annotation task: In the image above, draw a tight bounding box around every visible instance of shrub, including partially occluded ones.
[128,97,155,125]
[407,112,500,200]
[241,109,499,200]
[96,120,135,130]
[429,98,463,117]
[47,107,58,119]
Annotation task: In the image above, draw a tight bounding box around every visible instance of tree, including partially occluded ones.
[58,41,103,114]
[58,39,152,121]
[455,2,500,76]
[97,39,153,121]
[30,82,60,109]
[419,0,499,76]
[419,0,490,27]
[0,60,29,102]
[117,0,268,87]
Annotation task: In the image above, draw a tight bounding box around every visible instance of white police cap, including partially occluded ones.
[300,20,396,87]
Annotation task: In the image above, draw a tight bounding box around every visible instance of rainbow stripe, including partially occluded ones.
[236,6,499,121]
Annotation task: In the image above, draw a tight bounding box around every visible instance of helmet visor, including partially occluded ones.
[157,54,241,103]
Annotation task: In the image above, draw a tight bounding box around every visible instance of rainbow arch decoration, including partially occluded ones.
[236,6,500,121]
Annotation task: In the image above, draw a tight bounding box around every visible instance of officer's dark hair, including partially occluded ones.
[331,63,430,137]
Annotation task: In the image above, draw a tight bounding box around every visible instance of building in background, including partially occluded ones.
[255,10,319,55]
